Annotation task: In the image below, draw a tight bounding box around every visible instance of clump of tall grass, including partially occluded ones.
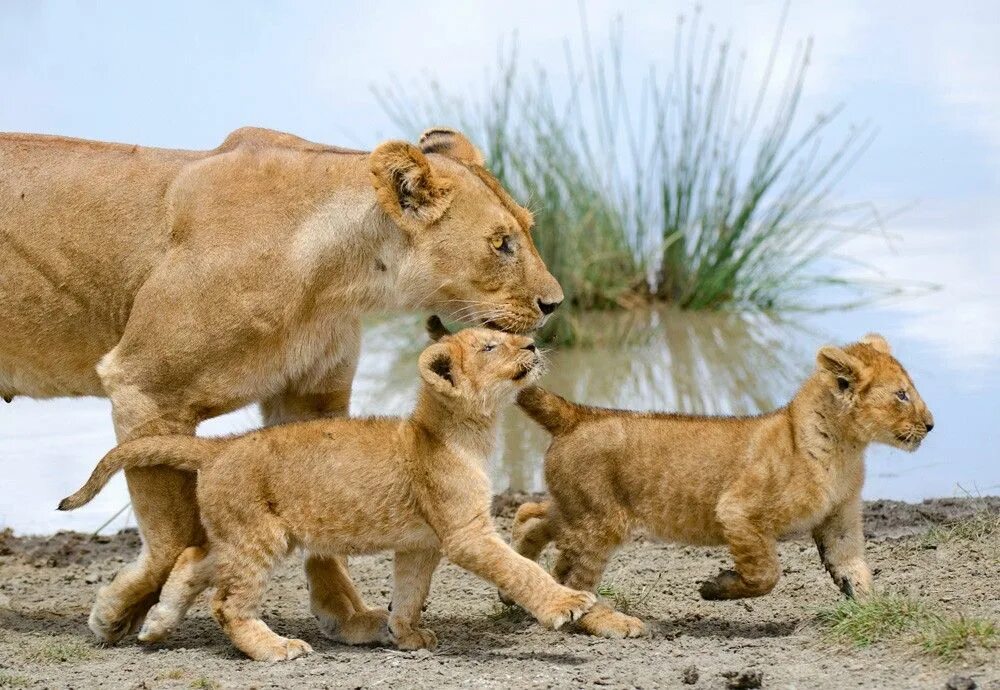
[376,9,885,343]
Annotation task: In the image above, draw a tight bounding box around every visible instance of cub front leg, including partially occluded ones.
[442,516,595,629]
[812,494,872,599]
[388,549,441,650]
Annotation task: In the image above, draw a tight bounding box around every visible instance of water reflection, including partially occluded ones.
[353,307,817,492]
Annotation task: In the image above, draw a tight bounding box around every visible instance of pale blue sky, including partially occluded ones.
[2,1,998,202]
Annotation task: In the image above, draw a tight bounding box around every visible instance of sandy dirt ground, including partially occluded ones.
[1,496,997,689]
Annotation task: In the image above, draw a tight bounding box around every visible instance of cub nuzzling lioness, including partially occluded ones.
[60,324,595,661]
[512,334,933,639]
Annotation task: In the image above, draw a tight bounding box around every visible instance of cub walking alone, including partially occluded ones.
[512,334,933,638]
[61,325,594,661]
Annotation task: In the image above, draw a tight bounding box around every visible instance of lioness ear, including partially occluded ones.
[418,343,458,395]
[370,141,455,230]
[419,128,485,167]
[426,315,453,342]
[859,333,891,354]
[817,346,865,391]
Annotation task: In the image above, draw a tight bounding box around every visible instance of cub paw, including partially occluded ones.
[137,604,175,644]
[698,569,743,600]
[577,604,648,638]
[533,587,597,630]
[254,637,313,662]
[316,607,392,645]
[88,589,152,643]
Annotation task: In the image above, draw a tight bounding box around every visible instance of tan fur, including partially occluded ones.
[513,335,934,638]
[60,327,594,661]
[1,126,562,642]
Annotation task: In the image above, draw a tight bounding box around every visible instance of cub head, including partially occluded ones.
[418,317,542,415]
[816,334,934,451]
[369,128,562,333]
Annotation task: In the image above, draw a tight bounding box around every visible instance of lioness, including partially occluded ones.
[0,127,562,643]
[511,335,933,638]
[59,326,595,661]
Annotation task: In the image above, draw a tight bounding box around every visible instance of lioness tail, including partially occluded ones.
[58,435,222,511]
[516,386,580,435]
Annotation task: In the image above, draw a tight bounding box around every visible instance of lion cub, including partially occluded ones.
[60,325,595,661]
[512,334,933,639]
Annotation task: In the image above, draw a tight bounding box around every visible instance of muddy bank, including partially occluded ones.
[1,496,997,688]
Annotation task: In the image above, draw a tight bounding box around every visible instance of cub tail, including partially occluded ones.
[516,386,580,435]
[58,435,223,511]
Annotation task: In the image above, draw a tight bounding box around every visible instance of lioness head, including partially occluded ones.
[369,128,562,333]
[816,334,934,451]
[418,318,542,414]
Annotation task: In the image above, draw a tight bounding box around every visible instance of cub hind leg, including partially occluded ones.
[700,499,780,600]
[553,517,646,639]
[211,522,311,661]
[139,546,214,643]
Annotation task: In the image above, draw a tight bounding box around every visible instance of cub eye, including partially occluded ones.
[482,343,497,353]
[895,390,910,402]
[490,235,512,253]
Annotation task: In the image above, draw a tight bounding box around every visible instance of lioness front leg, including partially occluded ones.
[260,339,390,646]
[813,493,872,599]
[701,502,780,600]
[443,516,595,629]
[388,549,441,650]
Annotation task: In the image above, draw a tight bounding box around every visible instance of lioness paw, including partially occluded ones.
[534,588,597,629]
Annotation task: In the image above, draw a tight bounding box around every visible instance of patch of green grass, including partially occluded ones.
[922,510,1000,547]
[0,672,30,688]
[377,9,892,345]
[817,592,931,647]
[818,592,998,661]
[598,573,661,615]
[157,668,187,681]
[488,600,530,623]
[190,678,220,690]
[919,616,997,661]
[25,638,96,663]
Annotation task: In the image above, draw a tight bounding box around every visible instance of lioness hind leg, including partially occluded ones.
[388,549,440,651]
[139,546,214,643]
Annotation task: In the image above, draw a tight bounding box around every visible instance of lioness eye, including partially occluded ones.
[896,390,909,402]
[490,235,512,253]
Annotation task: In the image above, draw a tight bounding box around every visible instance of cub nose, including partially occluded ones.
[925,421,934,433]
[537,298,562,316]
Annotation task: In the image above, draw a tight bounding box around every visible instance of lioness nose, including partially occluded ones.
[537,298,562,315]
[523,343,536,352]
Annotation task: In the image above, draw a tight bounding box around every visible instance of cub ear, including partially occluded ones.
[426,315,453,342]
[370,141,455,230]
[418,342,458,395]
[817,346,865,391]
[419,128,485,167]
[859,333,891,354]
